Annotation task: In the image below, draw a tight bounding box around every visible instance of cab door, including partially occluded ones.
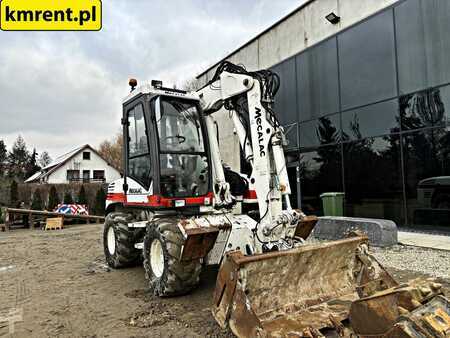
[123,99,154,202]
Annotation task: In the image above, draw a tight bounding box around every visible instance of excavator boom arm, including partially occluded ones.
[197,68,298,247]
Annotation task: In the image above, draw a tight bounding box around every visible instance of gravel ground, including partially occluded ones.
[372,244,450,279]
[0,224,448,337]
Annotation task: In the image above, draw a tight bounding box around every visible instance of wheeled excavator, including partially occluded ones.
[103,62,450,337]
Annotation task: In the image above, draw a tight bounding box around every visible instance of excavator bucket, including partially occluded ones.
[212,235,449,337]
[212,235,397,337]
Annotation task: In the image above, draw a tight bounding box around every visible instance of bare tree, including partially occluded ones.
[38,151,52,168]
[98,133,123,172]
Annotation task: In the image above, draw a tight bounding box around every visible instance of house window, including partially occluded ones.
[83,151,91,160]
[82,170,90,182]
[93,170,105,181]
[67,170,80,181]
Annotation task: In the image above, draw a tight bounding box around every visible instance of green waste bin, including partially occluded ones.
[320,192,345,216]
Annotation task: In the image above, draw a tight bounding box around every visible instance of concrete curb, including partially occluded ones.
[313,216,398,247]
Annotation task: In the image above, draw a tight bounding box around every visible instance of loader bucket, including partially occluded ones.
[212,235,398,337]
[350,281,449,337]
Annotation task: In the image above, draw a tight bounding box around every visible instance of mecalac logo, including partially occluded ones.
[255,107,266,157]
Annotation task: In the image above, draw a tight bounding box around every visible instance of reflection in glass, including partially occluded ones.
[128,105,149,157]
[129,155,151,188]
[128,104,152,188]
[395,0,450,93]
[282,122,299,150]
[287,166,299,209]
[400,88,446,131]
[342,100,399,141]
[338,10,397,110]
[296,38,340,120]
[343,136,404,224]
[272,58,298,126]
[300,144,343,215]
[403,128,450,226]
[299,114,340,149]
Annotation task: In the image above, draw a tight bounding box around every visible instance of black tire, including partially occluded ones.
[103,212,141,268]
[143,218,202,297]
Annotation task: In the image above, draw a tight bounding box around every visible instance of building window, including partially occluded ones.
[299,113,341,149]
[300,145,343,215]
[400,87,449,132]
[403,127,450,226]
[338,10,397,110]
[67,170,80,181]
[82,170,90,182]
[395,0,450,94]
[343,136,404,225]
[341,99,400,141]
[83,151,91,160]
[93,170,105,181]
[271,58,298,125]
[296,37,340,121]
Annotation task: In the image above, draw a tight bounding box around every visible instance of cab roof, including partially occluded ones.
[122,83,199,105]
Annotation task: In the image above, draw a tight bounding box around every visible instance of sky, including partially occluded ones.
[0,0,304,159]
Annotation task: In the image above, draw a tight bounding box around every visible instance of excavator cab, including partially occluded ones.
[121,85,213,209]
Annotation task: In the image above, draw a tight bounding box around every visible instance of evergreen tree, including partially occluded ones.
[31,189,43,210]
[0,140,7,177]
[94,188,106,215]
[48,186,60,211]
[9,180,18,207]
[25,148,41,179]
[8,135,30,181]
[77,185,88,205]
[63,191,74,204]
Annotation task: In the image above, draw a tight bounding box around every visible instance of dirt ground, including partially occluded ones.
[0,224,449,338]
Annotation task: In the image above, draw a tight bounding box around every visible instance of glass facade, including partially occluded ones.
[273,0,450,227]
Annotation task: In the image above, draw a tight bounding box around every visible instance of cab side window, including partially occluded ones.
[128,104,152,188]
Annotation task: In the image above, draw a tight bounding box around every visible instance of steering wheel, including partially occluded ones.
[164,135,186,144]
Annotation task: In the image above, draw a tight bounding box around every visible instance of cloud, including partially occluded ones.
[0,0,303,158]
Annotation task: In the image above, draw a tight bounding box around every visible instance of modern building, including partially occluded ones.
[25,144,121,184]
[197,0,450,227]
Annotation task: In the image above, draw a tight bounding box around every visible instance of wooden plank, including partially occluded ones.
[5,208,105,222]
[45,217,64,230]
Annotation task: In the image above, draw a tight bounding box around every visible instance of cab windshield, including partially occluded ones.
[155,97,209,198]
[156,98,204,153]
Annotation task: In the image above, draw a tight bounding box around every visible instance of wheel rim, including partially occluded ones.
[107,226,116,255]
[150,239,165,278]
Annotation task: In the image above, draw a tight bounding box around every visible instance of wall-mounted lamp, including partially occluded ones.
[326,12,341,24]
